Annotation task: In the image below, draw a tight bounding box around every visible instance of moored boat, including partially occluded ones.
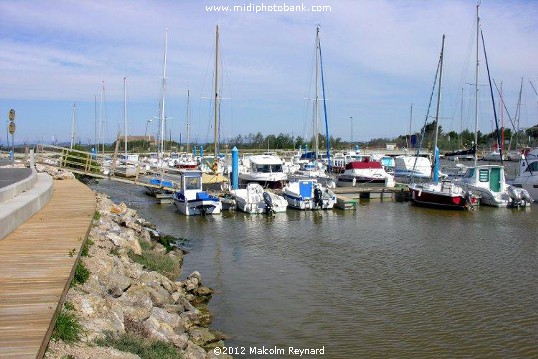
[231,182,287,214]
[507,147,538,202]
[282,179,336,210]
[173,170,222,215]
[239,154,287,189]
[336,156,394,188]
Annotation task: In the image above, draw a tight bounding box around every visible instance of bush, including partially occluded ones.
[94,331,182,359]
[128,249,181,280]
[80,238,94,257]
[52,310,82,343]
[71,261,90,286]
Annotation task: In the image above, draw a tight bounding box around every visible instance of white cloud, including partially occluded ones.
[1,0,537,143]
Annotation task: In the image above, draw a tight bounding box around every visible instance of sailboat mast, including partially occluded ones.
[70,103,76,150]
[123,76,127,158]
[314,26,320,161]
[500,81,504,152]
[214,25,219,163]
[94,95,97,150]
[459,87,463,149]
[100,81,105,154]
[515,78,523,151]
[408,104,413,150]
[432,35,445,183]
[186,89,190,153]
[474,4,480,167]
[160,28,168,157]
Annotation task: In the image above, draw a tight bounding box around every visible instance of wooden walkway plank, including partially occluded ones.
[0,179,96,359]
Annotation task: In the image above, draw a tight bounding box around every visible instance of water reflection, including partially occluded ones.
[90,180,538,358]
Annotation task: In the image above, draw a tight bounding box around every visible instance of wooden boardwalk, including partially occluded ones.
[0,179,96,358]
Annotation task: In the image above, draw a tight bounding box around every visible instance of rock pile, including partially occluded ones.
[46,193,229,359]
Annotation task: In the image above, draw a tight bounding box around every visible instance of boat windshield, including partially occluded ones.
[184,176,202,190]
[463,168,475,178]
[254,164,283,173]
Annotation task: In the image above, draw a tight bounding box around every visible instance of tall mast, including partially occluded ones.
[408,104,413,150]
[100,81,106,154]
[94,95,97,150]
[214,25,219,164]
[123,76,127,158]
[432,35,445,183]
[314,26,320,161]
[500,81,504,152]
[473,4,480,167]
[70,103,76,150]
[459,87,463,149]
[160,28,168,157]
[515,78,523,150]
[186,89,191,153]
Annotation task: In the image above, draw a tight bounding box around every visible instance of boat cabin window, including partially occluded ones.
[253,164,282,173]
[525,162,538,173]
[478,169,490,182]
[185,176,201,190]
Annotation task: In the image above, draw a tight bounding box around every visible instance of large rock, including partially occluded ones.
[120,285,153,322]
[183,343,207,359]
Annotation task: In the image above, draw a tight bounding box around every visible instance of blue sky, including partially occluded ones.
[1,0,537,146]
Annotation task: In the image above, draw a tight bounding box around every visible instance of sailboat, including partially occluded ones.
[409,35,479,210]
[455,5,531,208]
[114,77,139,178]
[146,29,177,202]
[282,26,336,210]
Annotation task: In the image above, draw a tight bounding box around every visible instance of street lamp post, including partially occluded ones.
[144,119,152,151]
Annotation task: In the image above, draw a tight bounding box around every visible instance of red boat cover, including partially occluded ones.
[345,161,383,170]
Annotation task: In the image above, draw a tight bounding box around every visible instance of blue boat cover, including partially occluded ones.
[299,181,313,199]
[196,191,212,200]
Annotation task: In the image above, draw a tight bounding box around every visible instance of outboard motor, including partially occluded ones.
[314,186,324,208]
[507,185,524,207]
[520,188,533,206]
[464,191,477,210]
[263,191,274,215]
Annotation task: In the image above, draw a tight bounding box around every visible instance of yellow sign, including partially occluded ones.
[8,122,15,135]
[9,109,15,121]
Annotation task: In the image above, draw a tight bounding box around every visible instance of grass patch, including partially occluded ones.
[94,331,182,359]
[127,248,181,280]
[159,235,179,252]
[71,261,90,286]
[52,310,83,343]
[93,210,101,221]
[80,238,94,257]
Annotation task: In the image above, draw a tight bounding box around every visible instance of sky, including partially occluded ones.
[1,0,537,147]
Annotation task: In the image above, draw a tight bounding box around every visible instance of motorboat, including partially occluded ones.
[394,155,432,183]
[282,179,336,210]
[409,180,479,210]
[444,145,476,161]
[456,164,532,207]
[173,170,222,215]
[336,156,395,188]
[511,148,538,202]
[239,154,287,189]
[231,183,287,214]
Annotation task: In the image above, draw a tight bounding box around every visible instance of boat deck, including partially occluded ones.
[0,179,96,358]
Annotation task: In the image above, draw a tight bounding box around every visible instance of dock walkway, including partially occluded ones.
[0,179,96,358]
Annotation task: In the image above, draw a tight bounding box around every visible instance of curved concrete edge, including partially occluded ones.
[0,172,53,240]
[0,168,37,203]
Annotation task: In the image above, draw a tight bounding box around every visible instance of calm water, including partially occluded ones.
[90,178,538,358]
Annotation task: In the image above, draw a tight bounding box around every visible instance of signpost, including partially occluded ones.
[8,109,15,162]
